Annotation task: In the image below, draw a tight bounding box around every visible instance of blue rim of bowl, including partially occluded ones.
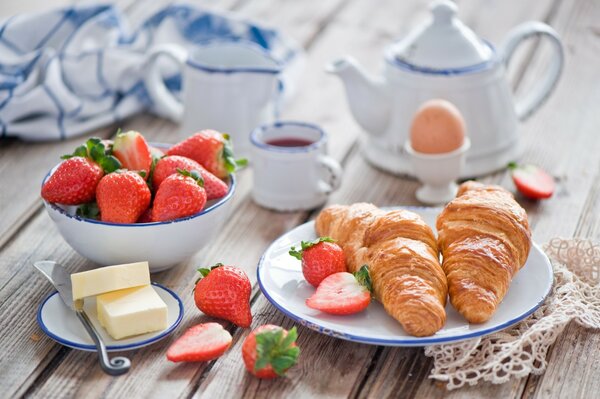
[384,40,499,76]
[256,208,553,346]
[41,142,236,227]
[250,120,326,153]
[36,282,184,351]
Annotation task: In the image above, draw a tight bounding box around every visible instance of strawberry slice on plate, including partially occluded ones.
[166,322,232,362]
[306,265,372,315]
[508,162,555,199]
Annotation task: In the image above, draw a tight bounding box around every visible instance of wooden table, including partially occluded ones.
[1,0,599,397]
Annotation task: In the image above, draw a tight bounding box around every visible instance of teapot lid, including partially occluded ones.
[390,0,494,71]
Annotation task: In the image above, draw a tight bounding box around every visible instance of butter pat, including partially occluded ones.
[71,262,150,300]
[97,285,168,340]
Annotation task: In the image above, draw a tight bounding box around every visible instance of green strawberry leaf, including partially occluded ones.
[90,142,106,163]
[289,237,335,260]
[98,155,122,174]
[353,265,372,293]
[75,202,100,220]
[254,326,299,376]
[176,168,205,187]
[235,158,248,168]
[198,268,211,277]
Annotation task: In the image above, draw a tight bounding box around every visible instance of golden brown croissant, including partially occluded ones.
[436,181,531,323]
[315,203,447,337]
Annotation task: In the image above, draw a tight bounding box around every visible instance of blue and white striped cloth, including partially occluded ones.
[0,4,302,141]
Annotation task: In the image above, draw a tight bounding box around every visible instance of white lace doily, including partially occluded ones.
[424,238,600,390]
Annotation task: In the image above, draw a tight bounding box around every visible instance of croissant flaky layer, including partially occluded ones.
[315,203,447,337]
[436,181,531,323]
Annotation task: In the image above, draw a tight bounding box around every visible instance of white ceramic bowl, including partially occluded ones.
[42,145,236,273]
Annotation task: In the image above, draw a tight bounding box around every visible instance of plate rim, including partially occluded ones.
[36,282,184,351]
[256,210,553,347]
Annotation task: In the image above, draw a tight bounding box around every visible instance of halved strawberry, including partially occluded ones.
[152,155,228,200]
[508,162,555,199]
[166,323,232,362]
[112,130,152,179]
[166,130,247,179]
[306,265,372,315]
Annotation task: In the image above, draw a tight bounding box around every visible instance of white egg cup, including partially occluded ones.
[405,138,471,205]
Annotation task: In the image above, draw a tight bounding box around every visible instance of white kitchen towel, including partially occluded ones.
[0,4,303,141]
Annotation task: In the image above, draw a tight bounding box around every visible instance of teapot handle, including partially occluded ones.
[501,21,564,121]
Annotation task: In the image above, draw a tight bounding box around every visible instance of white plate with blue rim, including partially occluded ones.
[257,207,553,346]
[37,283,183,351]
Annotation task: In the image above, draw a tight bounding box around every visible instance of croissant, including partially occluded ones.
[315,203,447,337]
[436,181,531,323]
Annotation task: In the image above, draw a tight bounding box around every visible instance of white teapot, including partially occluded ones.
[328,0,564,177]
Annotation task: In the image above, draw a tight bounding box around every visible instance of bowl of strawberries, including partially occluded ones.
[41,129,245,272]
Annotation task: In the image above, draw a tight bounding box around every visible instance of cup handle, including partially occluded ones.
[501,21,564,121]
[317,155,343,194]
[142,44,188,122]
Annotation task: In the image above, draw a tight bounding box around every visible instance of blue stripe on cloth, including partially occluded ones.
[0,88,13,110]
[43,84,66,140]
[0,36,24,55]
[34,10,71,50]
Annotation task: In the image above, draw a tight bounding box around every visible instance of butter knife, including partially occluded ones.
[33,260,131,376]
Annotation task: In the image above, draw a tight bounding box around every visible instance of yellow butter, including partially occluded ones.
[71,262,150,300]
[96,285,168,340]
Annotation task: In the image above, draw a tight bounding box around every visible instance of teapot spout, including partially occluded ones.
[326,57,390,136]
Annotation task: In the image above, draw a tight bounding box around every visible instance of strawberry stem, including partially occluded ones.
[176,168,205,187]
[353,265,372,293]
[289,237,336,260]
[61,137,121,174]
[254,326,300,376]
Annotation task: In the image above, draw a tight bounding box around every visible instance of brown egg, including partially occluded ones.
[409,99,465,154]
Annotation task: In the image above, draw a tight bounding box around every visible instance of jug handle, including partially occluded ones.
[142,44,187,122]
[501,21,564,121]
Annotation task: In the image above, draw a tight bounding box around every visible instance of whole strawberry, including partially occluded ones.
[41,137,121,205]
[289,237,346,287]
[152,169,207,222]
[166,130,247,179]
[306,265,372,315]
[42,157,103,205]
[166,323,232,363]
[112,130,153,179]
[242,325,300,379]
[194,264,252,328]
[96,171,151,223]
[152,155,228,200]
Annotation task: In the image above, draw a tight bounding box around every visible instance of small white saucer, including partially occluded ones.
[37,283,183,352]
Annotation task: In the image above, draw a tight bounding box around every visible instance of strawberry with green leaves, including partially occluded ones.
[289,237,346,287]
[508,162,555,200]
[306,265,372,315]
[112,130,153,179]
[242,325,300,379]
[166,323,232,363]
[193,264,252,328]
[152,155,228,200]
[166,130,247,179]
[96,170,151,223]
[41,137,121,205]
[152,169,207,222]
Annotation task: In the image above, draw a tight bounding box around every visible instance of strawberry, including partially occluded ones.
[242,325,300,379]
[42,157,104,205]
[151,169,207,222]
[96,171,151,223]
[306,265,372,315]
[149,146,165,161]
[41,138,121,205]
[166,322,232,363]
[289,237,346,287]
[193,264,252,328]
[166,130,247,179]
[152,156,228,200]
[112,130,152,179]
[137,207,153,223]
[508,162,555,199]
